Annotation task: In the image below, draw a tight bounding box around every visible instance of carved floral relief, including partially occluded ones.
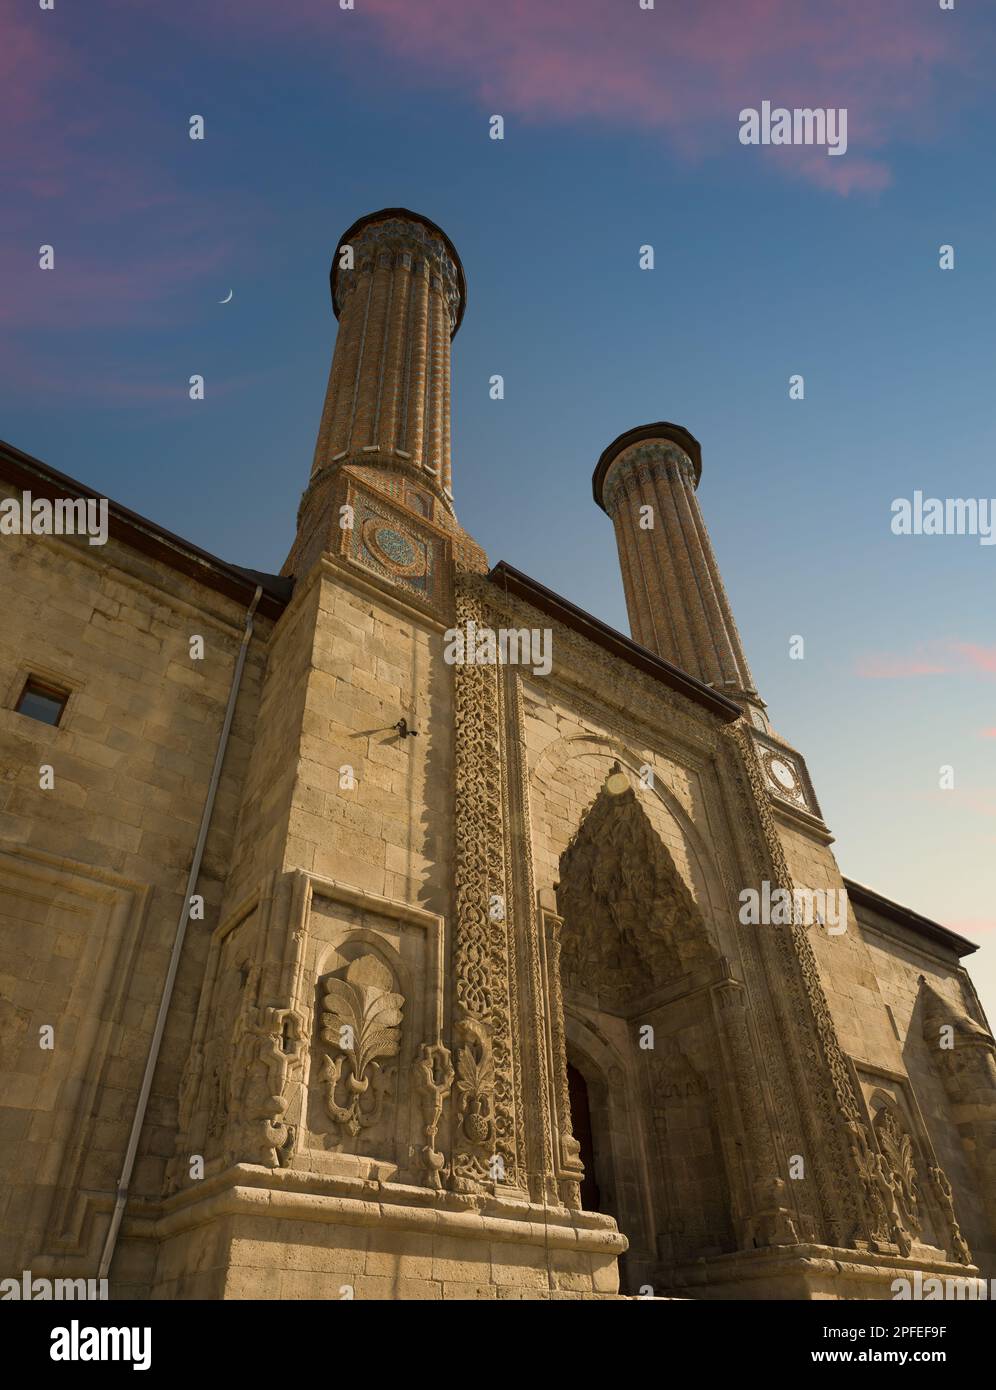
[320,954,404,1137]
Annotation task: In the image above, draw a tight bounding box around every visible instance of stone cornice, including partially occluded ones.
[485,561,742,722]
[0,437,292,621]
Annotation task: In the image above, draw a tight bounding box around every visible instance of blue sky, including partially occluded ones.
[2,0,994,1014]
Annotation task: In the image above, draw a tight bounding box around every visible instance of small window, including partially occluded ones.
[15,677,69,727]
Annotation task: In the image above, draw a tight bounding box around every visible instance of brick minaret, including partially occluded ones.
[593,423,766,719]
[285,208,469,578]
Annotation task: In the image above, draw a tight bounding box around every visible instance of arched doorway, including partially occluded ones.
[567,1062,600,1212]
[555,778,735,1289]
[565,1043,642,1292]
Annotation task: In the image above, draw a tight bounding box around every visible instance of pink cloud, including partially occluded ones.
[981,728,996,740]
[854,653,949,679]
[951,643,996,676]
[0,344,281,409]
[855,642,996,681]
[0,0,984,406]
[371,0,960,193]
[0,6,261,402]
[0,237,234,332]
[949,791,996,818]
[108,0,977,197]
[0,6,76,200]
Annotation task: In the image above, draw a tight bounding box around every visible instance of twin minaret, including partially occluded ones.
[299,207,763,715]
[310,207,465,511]
[593,423,764,714]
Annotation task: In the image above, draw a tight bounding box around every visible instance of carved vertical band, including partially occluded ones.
[711,979,798,1247]
[451,582,518,1189]
[727,723,889,1247]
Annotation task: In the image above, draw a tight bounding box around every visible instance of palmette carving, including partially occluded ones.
[845,1115,894,1247]
[450,1017,499,1190]
[321,954,404,1137]
[873,1106,921,1238]
[454,1018,495,1145]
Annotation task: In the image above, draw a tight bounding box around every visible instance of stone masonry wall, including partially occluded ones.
[0,508,270,1280]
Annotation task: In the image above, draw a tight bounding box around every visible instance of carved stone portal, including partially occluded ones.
[553,779,749,1285]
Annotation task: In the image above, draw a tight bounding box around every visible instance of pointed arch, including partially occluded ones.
[530,730,736,930]
[556,784,719,1011]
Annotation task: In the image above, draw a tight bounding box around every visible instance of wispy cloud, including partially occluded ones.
[0,5,257,400]
[0,242,232,332]
[854,652,949,679]
[237,0,972,195]
[855,642,996,681]
[0,0,984,405]
[937,790,996,818]
[10,1,977,203]
[947,918,996,936]
[951,643,996,676]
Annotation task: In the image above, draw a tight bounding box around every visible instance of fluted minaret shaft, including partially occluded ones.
[282,209,470,580]
[312,209,465,507]
[594,424,762,711]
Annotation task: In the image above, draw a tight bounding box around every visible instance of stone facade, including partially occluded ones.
[1,208,993,1300]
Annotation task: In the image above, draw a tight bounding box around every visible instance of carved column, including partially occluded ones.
[541,909,585,1208]
[449,583,520,1191]
[710,977,799,1249]
[505,668,559,1204]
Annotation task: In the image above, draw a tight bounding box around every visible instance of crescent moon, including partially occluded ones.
[219,289,233,304]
